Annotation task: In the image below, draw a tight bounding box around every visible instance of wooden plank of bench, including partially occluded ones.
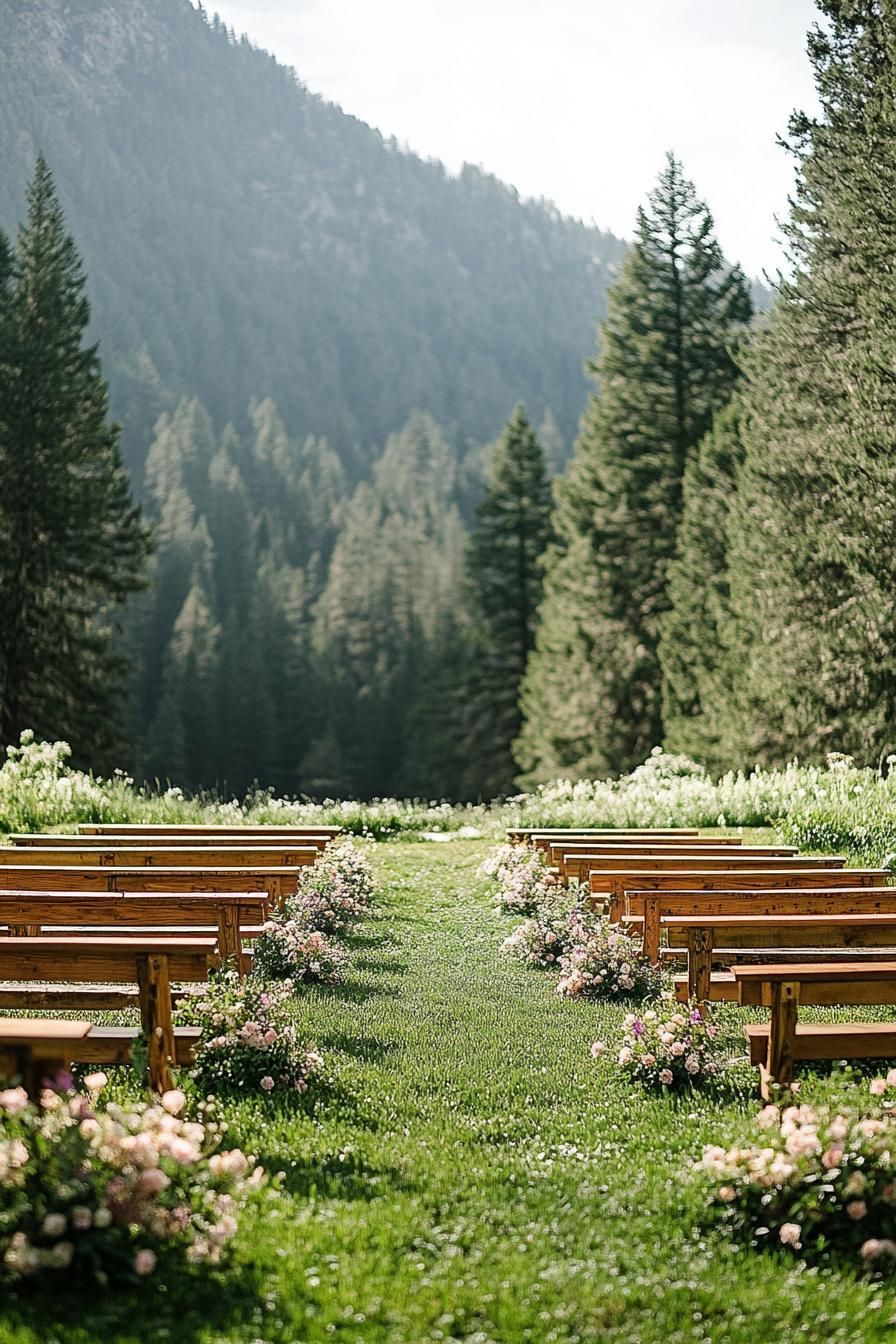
[10,832,330,850]
[78,823,341,837]
[0,846,318,868]
[744,1022,896,1065]
[576,854,847,885]
[0,984,141,1010]
[0,867,295,903]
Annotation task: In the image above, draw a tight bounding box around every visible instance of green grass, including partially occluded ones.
[2,837,895,1343]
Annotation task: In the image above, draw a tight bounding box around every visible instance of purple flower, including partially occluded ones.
[631,1021,645,1037]
[690,1009,703,1023]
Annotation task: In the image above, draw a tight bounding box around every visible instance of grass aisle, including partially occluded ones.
[1,839,893,1343]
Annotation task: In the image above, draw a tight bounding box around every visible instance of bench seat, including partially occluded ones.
[0,1018,201,1093]
[744,1022,896,1066]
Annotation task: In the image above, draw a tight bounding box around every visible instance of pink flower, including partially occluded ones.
[659,1069,673,1086]
[161,1089,186,1116]
[870,1078,888,1096]
[134,1249,157,1276]
[617,1047,633,1066]
[0,1088,28,1116]
[260,1076,275,1092]
[779,1223,802,1247]
[847,1201,868,1221]
[590,1041,605,1059]
[83,1072,107,1093]
[718,1186,736,1203]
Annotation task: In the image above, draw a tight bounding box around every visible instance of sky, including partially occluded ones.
[209,0,821,278]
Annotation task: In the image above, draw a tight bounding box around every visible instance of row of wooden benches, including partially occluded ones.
[0,822,340,1093]
[510,826,896,1097]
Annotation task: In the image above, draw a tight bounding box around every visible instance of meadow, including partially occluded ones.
[1,835,893,1344]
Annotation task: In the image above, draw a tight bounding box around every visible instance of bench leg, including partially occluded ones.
[643,900,661,963]
[217,906,244,974]
[137,953,175,1094]
[764,980,800,1101]
[687,929,713,1003]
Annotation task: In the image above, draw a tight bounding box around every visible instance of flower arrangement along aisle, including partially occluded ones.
[253,921,349,988]
[697,1074,896,1269]
[500,898,579,969]
[0,1078,264,1283]
[610,1003,721,1090]
[176,972,324,1095]
[479,843,562,915]
[283,840,375,936]
[555,917,662,1001]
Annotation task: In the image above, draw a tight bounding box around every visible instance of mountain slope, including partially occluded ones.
[0,0,627,472]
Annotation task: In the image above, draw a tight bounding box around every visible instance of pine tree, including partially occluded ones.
[709,2,896,767]
[658,396,745,768]
[516,155,752,781]
[463,405,553,797]
[0,156,152,756]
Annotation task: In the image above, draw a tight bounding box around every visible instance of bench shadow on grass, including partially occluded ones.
[255,1144,415,1201]
[2,1258,266,1343]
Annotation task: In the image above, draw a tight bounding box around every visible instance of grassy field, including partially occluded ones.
[1,836,893,1343]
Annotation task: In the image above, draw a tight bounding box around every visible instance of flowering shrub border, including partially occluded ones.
[608,1002,720,1090]
[0,1079,264,1282]
[697,1075,896,1269]
[555,918,662,1002]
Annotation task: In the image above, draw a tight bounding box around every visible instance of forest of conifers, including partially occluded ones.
[0,0,892,803]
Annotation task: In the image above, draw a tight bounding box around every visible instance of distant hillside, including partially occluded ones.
[0,0,629,475]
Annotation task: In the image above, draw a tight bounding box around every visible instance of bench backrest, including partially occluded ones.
[555,843,792,873]
[0,867,295,902]
[9,832,330,851]
[0,935,217,983]
[576,854,846,890]
[0,845,318,868]
[78,823,341,837]
[665,910,896,947]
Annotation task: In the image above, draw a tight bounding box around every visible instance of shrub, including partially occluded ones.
[253,922,349,989]
[697,1077,896,1269]
[283,839,376,935]
[555,919,662,1001]
[479,843,561,915]
[176,972,324,1095]
[611,1002,721,1090]
[0,1079,263,1283]
[500,898,580,969]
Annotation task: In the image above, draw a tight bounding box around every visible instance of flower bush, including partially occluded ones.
[697,1076,896,1269]
[0,1078,263,1282]
[555,919,662,1001]
[176,972,324,1095]
[612,1002,720,1090]
[479,843,561,915]
[253,921,349,988]
[284,839,376,935]
[500,898,580,969]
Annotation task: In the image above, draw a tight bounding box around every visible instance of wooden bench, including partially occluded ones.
[574,854,848,897]
[0,891,268,969]
[0,936,217,1092]
[0,1017,201,1096]
[78,823,341,838]
[734,962,896,1098]
[10,832,330,852]
[664,911,896,1000]
[0,845,319,869]
[507,828,701,845]
[599,868,888,921]
[554,842,793,879]
[0,865,298,903]
[625,884,896,961]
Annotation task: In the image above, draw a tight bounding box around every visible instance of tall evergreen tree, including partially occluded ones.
[707,1,896,768]
[517,155,752,780]
[658,396,745,768]
[0,155,152,756]
[463,405,553,798]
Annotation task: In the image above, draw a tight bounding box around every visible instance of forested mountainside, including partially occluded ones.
[0,0,628,478]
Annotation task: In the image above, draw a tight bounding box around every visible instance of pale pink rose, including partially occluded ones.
[887,1069,896,1088]
[779,1222,802,1247]
[821,1146,844,1170]
[0,1088,29,1116]
[134,1248,157,1276]
[659,1069,673,1086]
[590,1041,605,1059]
[847,1201,868,1220]
[161,1089,186,1116]
[138,1168,171,1195]
[260,1075,275,1092]
[642,1054,656,1068]
[718,1186,736,1203]
[870,1078,887,1097]
[71,1206,93,1231]
[617,1047,633,1066]
[670,1041,685,1058]
[41,1212,67,1239]
[83,1072,107,1093]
